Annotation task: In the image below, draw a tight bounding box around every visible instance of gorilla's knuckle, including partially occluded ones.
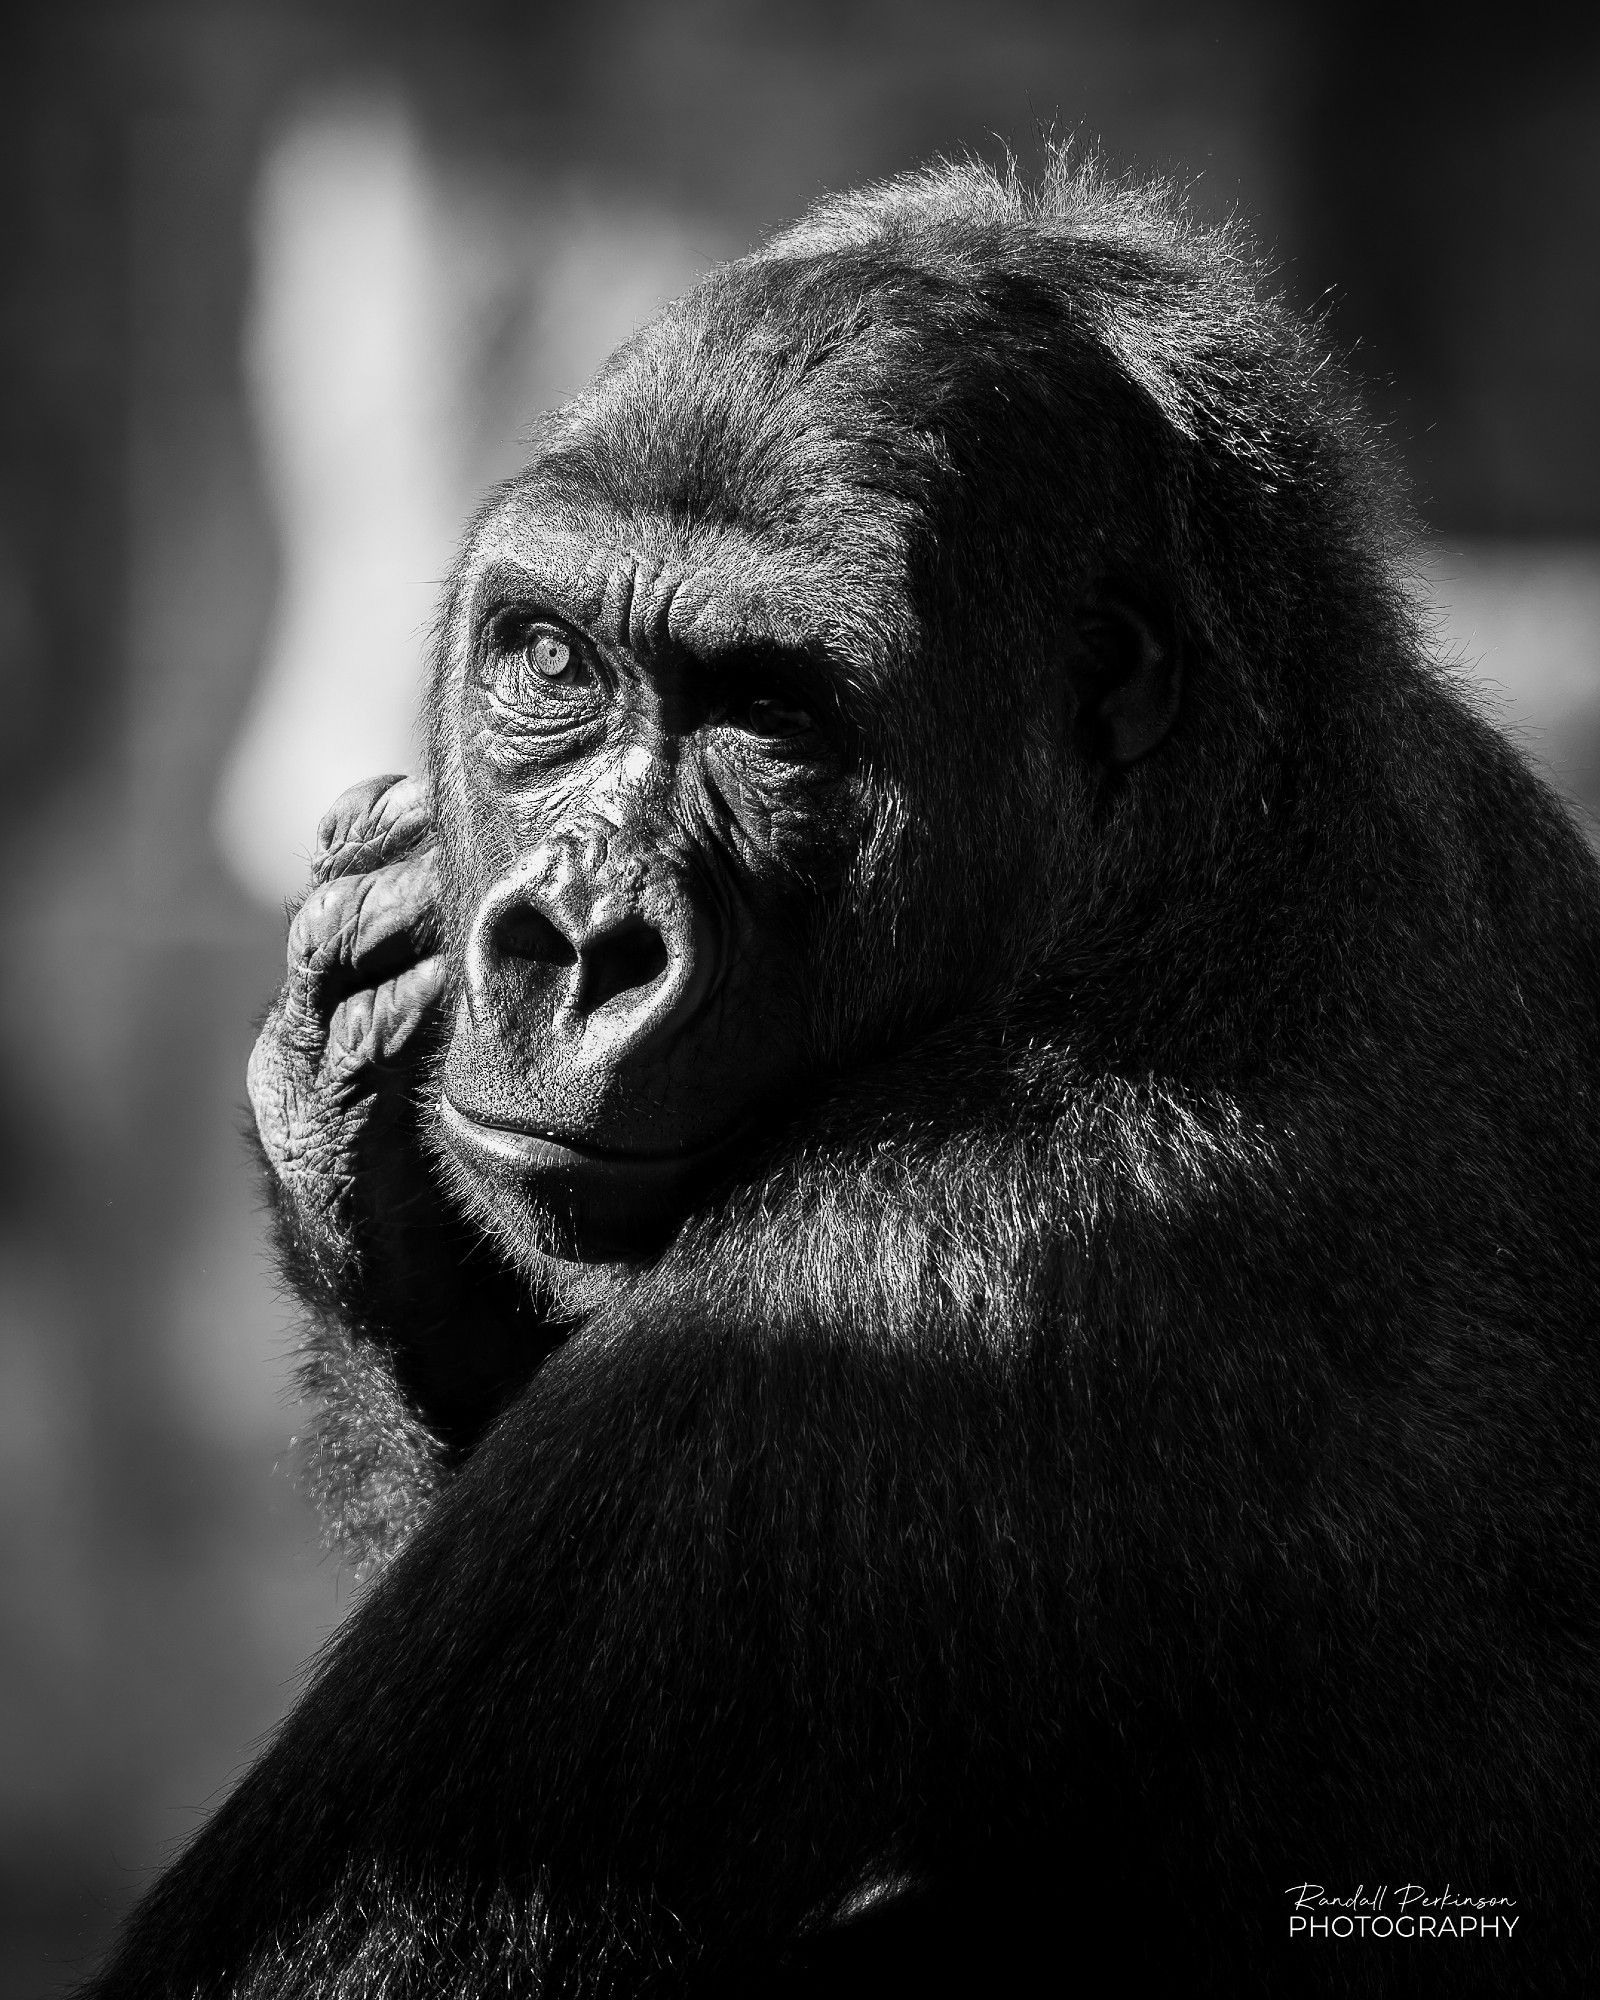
[288,880,380,998]
[286,882,339,962]
[244,1025,280,1117]
[316,773,408,849]
[314,777,431,885]
[246,1030,304,1165]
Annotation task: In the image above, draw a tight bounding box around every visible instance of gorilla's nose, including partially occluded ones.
[494,904,669,1014]
[466,852,709,1063]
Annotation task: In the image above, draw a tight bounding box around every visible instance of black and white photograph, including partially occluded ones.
[3,2,1599,1993]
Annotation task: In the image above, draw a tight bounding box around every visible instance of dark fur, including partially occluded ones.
[91,155,1600,1996]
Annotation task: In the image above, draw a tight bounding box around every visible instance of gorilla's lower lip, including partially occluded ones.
[438,1097,733,1178]
[437,1096,747,1257]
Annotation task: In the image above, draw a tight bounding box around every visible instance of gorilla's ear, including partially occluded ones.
[1066,586,1183,767]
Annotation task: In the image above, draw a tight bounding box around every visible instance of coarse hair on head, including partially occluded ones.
[755,141,1417,675]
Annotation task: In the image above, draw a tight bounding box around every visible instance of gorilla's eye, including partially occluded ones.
[710,652,822,743]
[482,615,597,708]
[738,694,815,739]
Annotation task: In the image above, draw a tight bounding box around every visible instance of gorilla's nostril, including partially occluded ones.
[578,922,670,1015]
[495,906,578,970]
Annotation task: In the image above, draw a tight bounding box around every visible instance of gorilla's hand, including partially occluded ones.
[248,775,447,1285]
[250,777,546,1500]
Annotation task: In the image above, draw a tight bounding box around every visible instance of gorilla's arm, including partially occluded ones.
[88,1108,1187,1998]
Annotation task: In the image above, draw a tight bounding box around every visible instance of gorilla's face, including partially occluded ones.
[431,507,877,1259]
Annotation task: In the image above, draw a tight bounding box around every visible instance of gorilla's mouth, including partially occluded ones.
[437,1096,749,1256]
[439,1096,738,1171]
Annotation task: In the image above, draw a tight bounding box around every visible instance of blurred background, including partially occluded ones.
[1,1,1597,1990]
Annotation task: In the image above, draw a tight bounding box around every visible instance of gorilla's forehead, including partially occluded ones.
[456,474,917,682]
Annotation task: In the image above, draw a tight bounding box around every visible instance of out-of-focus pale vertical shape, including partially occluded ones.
[215,96,454,905]
[215,98,726,907]
[1422,542,1600,835]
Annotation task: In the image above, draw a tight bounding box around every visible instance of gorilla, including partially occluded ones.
[92,155,1600,1996]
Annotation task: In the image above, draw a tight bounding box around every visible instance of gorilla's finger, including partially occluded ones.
[327,954,450,1071]
[286,847,443,1017]
[314,775,433,882]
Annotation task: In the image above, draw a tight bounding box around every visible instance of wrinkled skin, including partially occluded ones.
[429,523,879,1261]
[248,774,445,1279]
